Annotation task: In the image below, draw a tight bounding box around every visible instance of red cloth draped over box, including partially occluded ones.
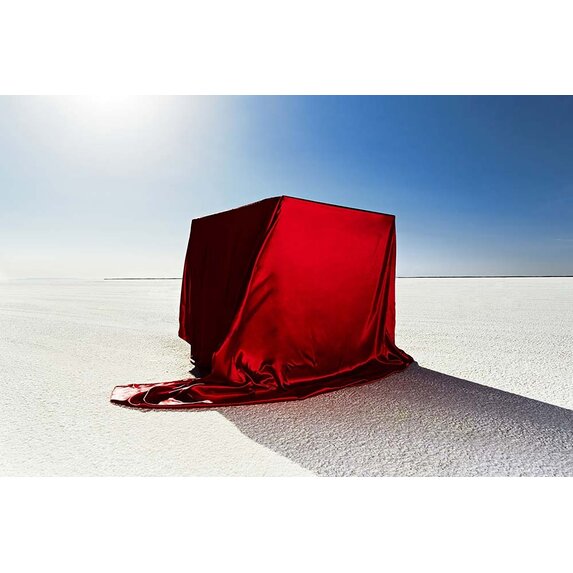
[111,196,413,408]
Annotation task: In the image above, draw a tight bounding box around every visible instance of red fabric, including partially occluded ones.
[111,196,413,408]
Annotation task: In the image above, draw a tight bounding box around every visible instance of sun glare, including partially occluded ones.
[65,95,158,121]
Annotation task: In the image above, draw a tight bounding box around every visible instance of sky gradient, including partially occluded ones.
[1,95,572,278]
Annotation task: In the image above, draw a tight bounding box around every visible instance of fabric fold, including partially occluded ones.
[111,196,413,409]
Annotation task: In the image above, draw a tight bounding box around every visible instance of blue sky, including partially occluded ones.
[1,96,572,278]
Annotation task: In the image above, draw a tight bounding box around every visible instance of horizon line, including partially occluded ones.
[4,275,573,281]
[101,275,573,280]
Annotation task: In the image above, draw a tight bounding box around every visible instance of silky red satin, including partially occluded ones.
[111,196,413,408]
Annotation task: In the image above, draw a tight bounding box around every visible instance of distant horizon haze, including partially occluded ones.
[3,275,573,282]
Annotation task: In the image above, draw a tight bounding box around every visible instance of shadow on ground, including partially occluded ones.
[219,363,573,476]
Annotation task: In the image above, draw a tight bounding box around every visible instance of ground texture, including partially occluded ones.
[1,278,571,476]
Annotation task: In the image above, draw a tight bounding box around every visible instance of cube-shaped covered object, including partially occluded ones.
[111,196,413,408]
